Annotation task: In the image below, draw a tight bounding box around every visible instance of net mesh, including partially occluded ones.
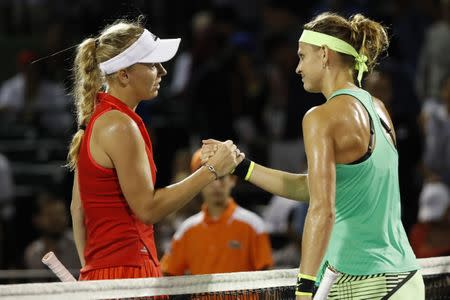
[0,256,448,300]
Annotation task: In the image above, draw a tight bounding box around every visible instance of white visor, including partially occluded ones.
[99,29,181,75]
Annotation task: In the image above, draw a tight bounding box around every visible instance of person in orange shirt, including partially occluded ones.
[161,149,273,275]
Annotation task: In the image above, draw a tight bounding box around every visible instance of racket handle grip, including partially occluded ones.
[314,267,340,300]
[42,252,77,282]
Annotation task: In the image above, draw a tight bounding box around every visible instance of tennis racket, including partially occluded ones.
[42,251,77,282]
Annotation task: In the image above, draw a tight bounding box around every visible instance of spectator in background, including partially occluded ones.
[262,195,299,235]
[169,11,213,97]
[415,0,450,102]
[0,49,72,136]
[409,182,450,258]
[161,149,272,275]
[422,74,450,187]
[410,73,450,258]
[24,192,79,270]
[272,204,307,269]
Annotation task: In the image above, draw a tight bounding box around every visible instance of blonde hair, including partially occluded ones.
[67,19,145,170]
[304,12,389,82]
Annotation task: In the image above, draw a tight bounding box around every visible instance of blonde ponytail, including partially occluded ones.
[67,38,102,170]
[349,14,389,73]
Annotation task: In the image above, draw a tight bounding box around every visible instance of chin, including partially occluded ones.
[302,82,312,92]
[303,82,320,94]
[211,196,227,205]
[145,91,158,100]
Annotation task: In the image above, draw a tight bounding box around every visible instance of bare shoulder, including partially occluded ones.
[372,96,389,114]
[93,110,142,148]
[372,96,395,128]
[303,105,327,132]
[95,110,139,135]
[303,95,355,131]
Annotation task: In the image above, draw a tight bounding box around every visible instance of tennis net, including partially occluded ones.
[0,256,448,299]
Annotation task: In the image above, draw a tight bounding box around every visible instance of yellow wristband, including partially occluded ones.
[244,161,255,181]
[298,273,317,281]
[295,291,313,296]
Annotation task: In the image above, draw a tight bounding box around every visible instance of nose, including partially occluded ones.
[295,62,301,75]
[157,63,167,77]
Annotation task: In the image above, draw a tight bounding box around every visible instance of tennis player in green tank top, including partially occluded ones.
[202,12,424,300]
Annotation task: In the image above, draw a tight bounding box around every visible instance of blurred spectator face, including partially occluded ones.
[192,11,212,38]
[34,199,68,238]
[365,71,393,107]
[201,175,236,206]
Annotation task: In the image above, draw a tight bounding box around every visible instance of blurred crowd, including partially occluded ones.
[0,0,449,281]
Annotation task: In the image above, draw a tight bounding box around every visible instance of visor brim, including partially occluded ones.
[138,38,181,64]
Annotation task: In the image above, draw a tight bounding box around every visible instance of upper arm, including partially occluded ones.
[71,170,82,213]
[98,111,154,219]
[302,108,336,211]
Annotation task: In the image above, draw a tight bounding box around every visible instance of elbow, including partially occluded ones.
[135,208,161,225]
[318,210,335,225]
[308,203,335,225]
[136,213,158,225]
[294,174,309,201]
[70,202,83,218]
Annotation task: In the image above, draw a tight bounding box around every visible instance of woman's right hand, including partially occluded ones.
[204,140,244,177]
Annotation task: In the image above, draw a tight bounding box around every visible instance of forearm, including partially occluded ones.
[299,206,334,276]
[146,167,216,223]
[249,163,309,202]
[71,209,86,267]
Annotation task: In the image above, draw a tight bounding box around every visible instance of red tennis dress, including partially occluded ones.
[77,92,161,280]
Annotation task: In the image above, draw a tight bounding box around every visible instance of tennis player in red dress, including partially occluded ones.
[68,18,242,281]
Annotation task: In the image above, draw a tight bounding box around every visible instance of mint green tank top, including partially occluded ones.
[317,88,419,281]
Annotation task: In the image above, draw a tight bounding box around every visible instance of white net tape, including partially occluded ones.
[0,256,448,300]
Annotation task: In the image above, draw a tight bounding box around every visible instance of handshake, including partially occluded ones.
[200,139,246,179]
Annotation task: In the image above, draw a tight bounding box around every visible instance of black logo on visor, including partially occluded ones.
[150,32,159,41]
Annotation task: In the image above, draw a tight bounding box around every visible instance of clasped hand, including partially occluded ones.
[200,139,245,177]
